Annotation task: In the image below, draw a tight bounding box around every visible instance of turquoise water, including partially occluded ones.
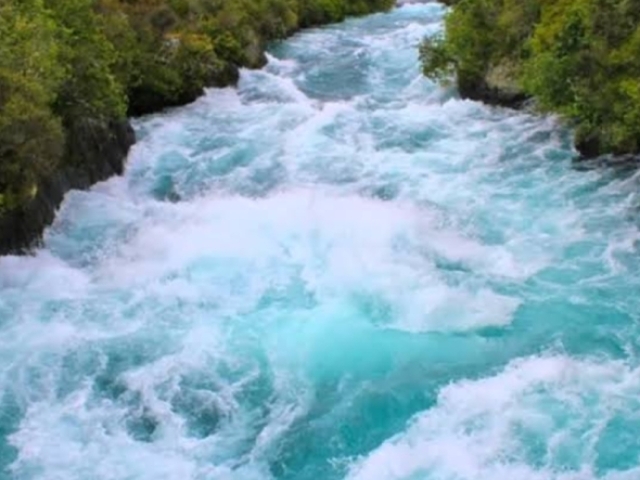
[2,3,640,479]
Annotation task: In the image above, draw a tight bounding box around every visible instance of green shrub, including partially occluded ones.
[0,0,394,213]
[0,0,65,211]
[421,0,640,156]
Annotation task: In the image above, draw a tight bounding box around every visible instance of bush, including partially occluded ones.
[0,0,395,213]
[421,0,640,156]
[0,0,65,211]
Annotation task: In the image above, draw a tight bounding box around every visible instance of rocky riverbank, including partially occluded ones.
[420,0,640,160]
[0,0,394,255]
[0,120,134,255]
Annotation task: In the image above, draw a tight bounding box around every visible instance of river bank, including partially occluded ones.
[2,4,639,478]
[0,0,393,255]
[420,0,640,160]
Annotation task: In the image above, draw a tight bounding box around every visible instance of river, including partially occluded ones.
[1,3,640,479]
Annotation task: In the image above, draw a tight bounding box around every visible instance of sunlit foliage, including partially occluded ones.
[0,0,394,212]
[421,0,640,156]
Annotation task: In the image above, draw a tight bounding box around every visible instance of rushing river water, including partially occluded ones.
[2,3,640,479]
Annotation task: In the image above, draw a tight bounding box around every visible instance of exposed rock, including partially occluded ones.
[571,152,640,173]
[128,84,208,118]
[0,4,394,257]
[243,33,268,69]
[209,62,241,89]
[128,61,242,117]
[0,119,135,255]
[574,129,604,160]
[458,60,529,108]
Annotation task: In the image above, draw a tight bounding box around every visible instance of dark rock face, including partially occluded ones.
[458,75,529,109]
[0,42,253,255]
[572,153,640,171]
[0,119,135,255]
[128,85,208,118]
[574,131,603,160]
[209,63,242,88]
[127,63,242,117]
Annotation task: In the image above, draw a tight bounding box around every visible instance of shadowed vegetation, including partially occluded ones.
[421,0,640,157]
[0,0,394,214]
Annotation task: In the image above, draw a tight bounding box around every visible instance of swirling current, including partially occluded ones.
[1,3,640,480]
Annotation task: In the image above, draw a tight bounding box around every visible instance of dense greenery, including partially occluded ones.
[421,0,640,156]
[0,0,394,213]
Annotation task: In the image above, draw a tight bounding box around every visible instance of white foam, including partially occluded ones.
[264,53,299,75]
[1,3,638,479]
[348,355,640,480]
[0,252,89,298]
[239,69,313,106]
[73,187,521,333]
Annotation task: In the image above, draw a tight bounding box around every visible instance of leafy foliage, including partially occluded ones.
[0,0,65,211]
[421,0,640,156]
[0,0,394,213]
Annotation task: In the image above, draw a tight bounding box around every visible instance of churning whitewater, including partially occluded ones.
[1,3,640,480]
